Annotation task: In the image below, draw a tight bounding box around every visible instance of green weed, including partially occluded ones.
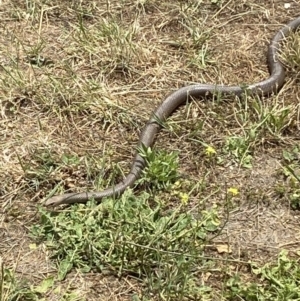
[31,190,220,300]
[138,145,180,190]
[226,250,300,300]
[279,146,300,209]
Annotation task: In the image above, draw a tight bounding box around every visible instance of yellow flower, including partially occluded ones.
[227,187,239,196]
[205,146,216,156]
[179,192,189,205]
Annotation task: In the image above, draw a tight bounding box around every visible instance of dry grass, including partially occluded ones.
[1,0,300,300]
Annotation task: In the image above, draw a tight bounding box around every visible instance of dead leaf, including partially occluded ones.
[216,244,232,254]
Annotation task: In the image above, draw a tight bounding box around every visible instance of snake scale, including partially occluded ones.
[45,16,300,207]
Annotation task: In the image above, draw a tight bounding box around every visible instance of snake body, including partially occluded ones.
[45,16,300,206]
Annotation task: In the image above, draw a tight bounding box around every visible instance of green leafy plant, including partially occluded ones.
[138,145,180,190]
[31,190,220,299]
[226,250,300,300]
[279,146,300,209]
[224,135,253,168]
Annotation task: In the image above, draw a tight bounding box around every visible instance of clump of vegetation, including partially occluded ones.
[226,250,300,301]
[31,190,220,300]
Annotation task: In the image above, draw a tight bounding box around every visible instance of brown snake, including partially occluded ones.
[45,16,300,207]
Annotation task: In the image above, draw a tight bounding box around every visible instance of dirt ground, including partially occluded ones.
[1,0,300,300]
